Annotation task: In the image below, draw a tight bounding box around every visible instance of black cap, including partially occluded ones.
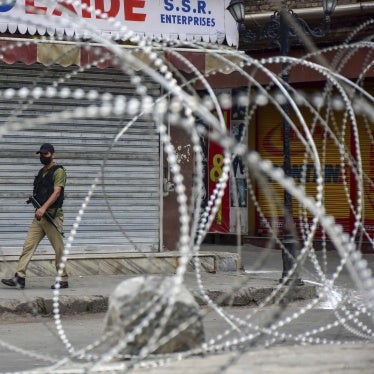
[36,143,55,154]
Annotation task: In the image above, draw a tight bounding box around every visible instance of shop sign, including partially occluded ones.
[0,0,238,44]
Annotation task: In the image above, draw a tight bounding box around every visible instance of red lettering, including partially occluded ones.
[81,0,91,18]
[25,0,47,15]
[125,0,146,21]
[25,0,148,22]
[52,0,78,16]
[95,0,120,19]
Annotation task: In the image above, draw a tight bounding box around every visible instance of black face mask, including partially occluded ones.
[40,156,52,165]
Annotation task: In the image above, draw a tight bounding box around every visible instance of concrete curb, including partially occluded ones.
[0,281,318,315]
[0,295,109,315]
[193,284,318,307]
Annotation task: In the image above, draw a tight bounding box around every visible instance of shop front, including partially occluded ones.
[196,47,374,247]
[0,1,239,253]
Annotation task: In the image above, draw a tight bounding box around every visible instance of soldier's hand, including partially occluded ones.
[35,207,46,220]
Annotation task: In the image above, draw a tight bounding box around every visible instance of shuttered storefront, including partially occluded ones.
[357,106,374,241]
[0,62,161,253]
[255,102,353,238]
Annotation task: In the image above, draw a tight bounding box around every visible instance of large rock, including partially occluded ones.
[104,275,205,355]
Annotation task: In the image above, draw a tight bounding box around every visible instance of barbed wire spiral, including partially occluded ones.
[0,1,373,372]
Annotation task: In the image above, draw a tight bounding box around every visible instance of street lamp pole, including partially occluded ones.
[227,0,336,284]
[278,4,296,282]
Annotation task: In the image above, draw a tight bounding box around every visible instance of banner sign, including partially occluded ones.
[197,88,249,235]
[208,107,230,233]
[0,0,238,45]
[229,87,248,234]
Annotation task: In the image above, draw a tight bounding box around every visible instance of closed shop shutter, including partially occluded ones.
[357,111,374,241]
[255,101,352,238]
[0,62,161,253]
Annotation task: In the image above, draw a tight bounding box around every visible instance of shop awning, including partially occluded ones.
[0,38,243,74]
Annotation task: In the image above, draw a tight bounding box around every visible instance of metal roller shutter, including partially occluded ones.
[255,102,352,238]
[357,111,374,240]
[0,62,161,253]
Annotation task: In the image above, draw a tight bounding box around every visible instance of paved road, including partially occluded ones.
[0,244,373,372]
[0,302,373,373]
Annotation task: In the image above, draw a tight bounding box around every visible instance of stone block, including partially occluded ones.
[104,275,205,356]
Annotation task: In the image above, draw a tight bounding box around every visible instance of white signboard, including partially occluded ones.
[0,0,238,45]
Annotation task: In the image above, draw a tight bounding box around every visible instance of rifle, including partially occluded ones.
[26,195,65,237]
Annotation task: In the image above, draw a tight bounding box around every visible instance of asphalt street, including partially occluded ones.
[0,244,373,373]
[0,301,373,372]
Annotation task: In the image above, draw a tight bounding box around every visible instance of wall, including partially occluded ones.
[162,126,194,250]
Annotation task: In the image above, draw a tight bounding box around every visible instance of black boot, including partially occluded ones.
[51,281,69,289]
[1,274,25,289]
